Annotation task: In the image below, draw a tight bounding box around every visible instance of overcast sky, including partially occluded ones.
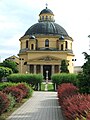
[0,0,90,66]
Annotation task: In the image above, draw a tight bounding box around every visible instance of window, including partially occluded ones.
[45,39,49,47]
[31,44,34,50]
[26,40,28,48]
[42,16,44,20]
[61,44,63,50]
[65,41,68,49]
[46,16,48,20]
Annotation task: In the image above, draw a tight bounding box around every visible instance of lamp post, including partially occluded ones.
[46,70,48,84]
[19,58,24,73]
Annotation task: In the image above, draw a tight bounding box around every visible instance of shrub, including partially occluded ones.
[0,82,17,91]
[7,93,16,111]
[3,86,23,102]
[16,83,33,98]
[57,83,78,104]
[0,91,10,115]
[87,112,90,120]
[7,74,43,89]
[52,73,77,88]
[62,94,90,120]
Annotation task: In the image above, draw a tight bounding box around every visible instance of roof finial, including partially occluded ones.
[46,3,48,9]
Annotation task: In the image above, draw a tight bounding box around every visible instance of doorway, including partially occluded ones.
[43,65,52,80]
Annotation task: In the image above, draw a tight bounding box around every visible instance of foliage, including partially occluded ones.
[60,60,69,73]
[16,83,33,98]
[7,93,16,111]
[62,94,90,120]
[57,83,78,104]
[0,67,13,81]
[87,112,90,120]
[0,60,18,73]
[52,73,77,87]
[0,82,17,91]
[3,86,23,102]
[77,52,90,93]
[0,91,10,115]
[7,74,43,90]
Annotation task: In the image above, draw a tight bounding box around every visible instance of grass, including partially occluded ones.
[41,82,54,91]
[47,83,54,91]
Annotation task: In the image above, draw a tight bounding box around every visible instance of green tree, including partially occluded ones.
[78,52,90,93]
[1,60,18,73]
[60,60,69,73]
[0,67,13,81]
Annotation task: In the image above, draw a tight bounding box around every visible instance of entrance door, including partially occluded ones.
[43,65,52,80]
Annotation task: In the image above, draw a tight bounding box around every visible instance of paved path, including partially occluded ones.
[7,92,64,120]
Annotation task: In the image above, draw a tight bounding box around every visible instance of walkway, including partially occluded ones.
[7,92,64,120]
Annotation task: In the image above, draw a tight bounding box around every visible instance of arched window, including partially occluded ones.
[65,41,68,49]
[61,44,63,50]
[26,40,28,48]
[45,39,49,47]
[42,16,44,20]
[46,16,48,20]
[31,44,34,50]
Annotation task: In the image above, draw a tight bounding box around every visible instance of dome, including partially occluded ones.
[39,7,54,15]
[24,22,68,36]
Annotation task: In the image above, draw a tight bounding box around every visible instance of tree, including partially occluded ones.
[0,60,18,73]
[0,67,13,82]
[60,60,69,73]
[78,52,90,93]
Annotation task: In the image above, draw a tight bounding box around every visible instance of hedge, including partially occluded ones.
[7,74,43,90]
[52,73,78,89]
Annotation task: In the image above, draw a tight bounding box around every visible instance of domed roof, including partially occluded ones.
[39,7,54,15]
[24,22,68,36]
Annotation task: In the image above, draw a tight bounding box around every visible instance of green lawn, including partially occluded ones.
[41,83,54,91]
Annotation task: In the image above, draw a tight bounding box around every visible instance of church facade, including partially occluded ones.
[18,6,74,79]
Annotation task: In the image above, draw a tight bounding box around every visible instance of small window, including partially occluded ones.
[26,40,28,48]
[61,44,63,50]
[42,16,44,20]
[45,39,49,47]
[31,44,34,50]
[46,16,48,20]
[65,41,68,49]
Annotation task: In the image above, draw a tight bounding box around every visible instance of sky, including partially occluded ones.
[0,0,90,66]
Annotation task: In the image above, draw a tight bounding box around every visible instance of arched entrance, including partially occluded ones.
[43,65,52,80]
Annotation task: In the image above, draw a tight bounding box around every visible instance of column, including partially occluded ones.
[52,65,54,74]
[41,65,43,75]
[34,65,36,74]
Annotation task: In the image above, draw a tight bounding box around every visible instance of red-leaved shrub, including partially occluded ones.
[87,112,90,120]
[62,94,90,120]
[16,83,29,98]
[3,86,23,102]
[57,83,78,104]
[0,91,10,114]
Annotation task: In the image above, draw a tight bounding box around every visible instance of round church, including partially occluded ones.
[18,6,74,79]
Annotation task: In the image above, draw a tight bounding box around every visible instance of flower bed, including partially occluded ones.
[57,83,90,120]
[0,82,33,115]
[0,91,10,115]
